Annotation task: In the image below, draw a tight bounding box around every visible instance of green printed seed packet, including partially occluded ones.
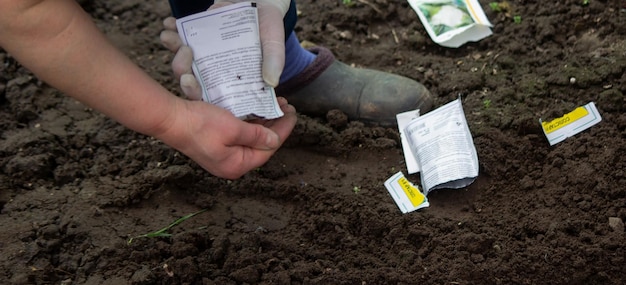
[408,0,492,48]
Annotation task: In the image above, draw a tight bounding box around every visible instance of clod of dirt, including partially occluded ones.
[608,217,624,233]
[130,266,154,284]
[598,89,625,112]
[326,109,349,129]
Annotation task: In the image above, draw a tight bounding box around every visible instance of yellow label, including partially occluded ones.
[541,106,589,134]
[398,177,425,207]
[465,0,484,25]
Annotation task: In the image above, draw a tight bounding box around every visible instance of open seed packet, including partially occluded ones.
[408,0,493,48]
[176,2,284,120]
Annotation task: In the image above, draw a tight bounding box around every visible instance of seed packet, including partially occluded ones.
[540,102,602,146]
[176,2,284,120]
[399,98,479,194]
[384,171,429,214]
[408,0,493,48]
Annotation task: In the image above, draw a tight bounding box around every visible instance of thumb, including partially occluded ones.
[235,123,281,150]
[256,3,286,87]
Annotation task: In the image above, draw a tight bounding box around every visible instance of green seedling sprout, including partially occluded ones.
[582,0,589,5]
[127,209,207,244]
[342,0,355,7]
[483,99,492,109]
[489,1,517,20]
[353,186,361,194]
[489,2,501,12]
[513,15,522,24]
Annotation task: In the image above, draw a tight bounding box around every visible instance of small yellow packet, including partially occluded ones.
[540,102,602,146]
[384,172,429,214]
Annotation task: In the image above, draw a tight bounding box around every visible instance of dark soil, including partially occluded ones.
[1,0,625,284]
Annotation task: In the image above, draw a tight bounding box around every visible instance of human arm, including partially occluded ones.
[0,0,296,179]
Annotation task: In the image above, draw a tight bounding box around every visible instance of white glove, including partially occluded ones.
[160,0,291,100]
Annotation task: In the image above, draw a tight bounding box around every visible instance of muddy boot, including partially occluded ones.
[275,46,433,126]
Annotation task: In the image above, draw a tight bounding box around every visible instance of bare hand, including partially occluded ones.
[156,97,297,179]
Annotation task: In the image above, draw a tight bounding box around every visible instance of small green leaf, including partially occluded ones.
[489,2,501,12]
[128,209,207,244]
[483,99,492,109]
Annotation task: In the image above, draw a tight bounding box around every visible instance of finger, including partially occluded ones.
[180,74,203,100]
[163,17,177,32]
[220,146,273,179]
[257,5,286,87]
[172,45,194,79]
[160,30,183,53]
[233,123,282,150]
[266,102,297,135]
[276,96,288,106]
[258,101,296,140]
[229,114,297,178]
[232,103,297,175]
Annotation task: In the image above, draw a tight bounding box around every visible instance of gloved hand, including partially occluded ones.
[160,0,291,100]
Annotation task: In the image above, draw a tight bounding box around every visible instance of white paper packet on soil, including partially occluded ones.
[396,109,421,173]
[408,0,493,48]
[403,98,479,194]
[176,2,284,120]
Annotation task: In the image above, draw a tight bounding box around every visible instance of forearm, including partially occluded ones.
[0,0,177,137]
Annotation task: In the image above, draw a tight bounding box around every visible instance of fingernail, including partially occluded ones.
[180,74,195,86]
[262,61,282,87]
[265,131,280,148]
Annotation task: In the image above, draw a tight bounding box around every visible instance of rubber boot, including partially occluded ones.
[275,46,433,126]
